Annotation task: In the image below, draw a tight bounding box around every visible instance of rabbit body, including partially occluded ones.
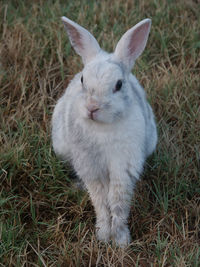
[52,17,157,246]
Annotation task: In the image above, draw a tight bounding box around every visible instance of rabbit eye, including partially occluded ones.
[81,75,83,83]
[114,79,122,93]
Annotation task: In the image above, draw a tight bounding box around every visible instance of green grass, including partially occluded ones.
[0,0,200,266]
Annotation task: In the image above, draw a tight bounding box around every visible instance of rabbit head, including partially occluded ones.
[62,17,151,124]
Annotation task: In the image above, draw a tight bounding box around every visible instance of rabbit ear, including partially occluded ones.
[62,16,101,65]
[113,19,151,71]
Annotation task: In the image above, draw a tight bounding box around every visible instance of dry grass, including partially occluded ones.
[0,0,200,266]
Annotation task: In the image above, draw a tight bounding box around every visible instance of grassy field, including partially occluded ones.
[0,0,200,266]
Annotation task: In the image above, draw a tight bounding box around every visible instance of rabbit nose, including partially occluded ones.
[87,104,100,120]
[87,102,100,112]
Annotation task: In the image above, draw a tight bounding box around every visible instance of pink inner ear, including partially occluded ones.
[128,23,149,56]
[65,23,83,50]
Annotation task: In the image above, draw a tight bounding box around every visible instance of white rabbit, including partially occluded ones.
[52,16,157,247]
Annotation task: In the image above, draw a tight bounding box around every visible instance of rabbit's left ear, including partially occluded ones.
[113,19,151,71]
[62,16,101,65]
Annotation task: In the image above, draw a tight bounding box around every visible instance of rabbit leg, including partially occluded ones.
[84,179,111,242]
[108,170,135,247]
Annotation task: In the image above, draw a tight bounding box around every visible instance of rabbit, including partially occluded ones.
[52,16,157,247]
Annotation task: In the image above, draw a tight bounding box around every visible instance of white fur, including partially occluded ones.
[52,17,157,247]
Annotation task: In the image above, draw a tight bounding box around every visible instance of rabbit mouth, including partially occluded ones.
[87,110,99,121]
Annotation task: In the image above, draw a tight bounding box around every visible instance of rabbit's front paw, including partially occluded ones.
[96,222,111,243]
[111,225,131,247]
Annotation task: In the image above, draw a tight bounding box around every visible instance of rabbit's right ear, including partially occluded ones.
[62,16,101,65]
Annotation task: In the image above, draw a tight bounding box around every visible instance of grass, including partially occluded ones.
[0,0,200,266]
